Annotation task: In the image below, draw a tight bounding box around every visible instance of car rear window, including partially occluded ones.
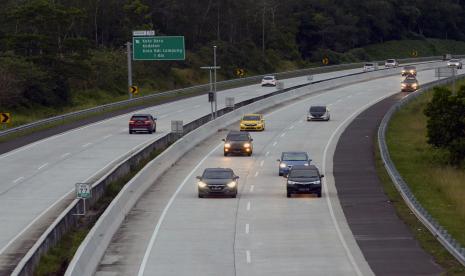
[243,115,261,120]
[309,106,326,113]
[365,63,374,66]
[386,59,395,63]
[404,66,416,70]
[450,59,460,62]
[289,169,319,178]
[263,76,275,80]
[404,78,417,83]
[282,152,308,161]
[227,134,249,141]
[203,170,233,179]
[131,116,149,120]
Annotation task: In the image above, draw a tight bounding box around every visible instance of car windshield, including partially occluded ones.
[386,59,395,63]
[282,152,307,161]
[309,106,326,113]
[227,134,249,141]
[289,169,319,178]
[404,66,415,70]
[243,115,261,120]
[404,78,417,83]
[365,63,374,66]
[132,116,149,121]
[263,76,274,80]
[203,170,233,179]
[450,59,460,62]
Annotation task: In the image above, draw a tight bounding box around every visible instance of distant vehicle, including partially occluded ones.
[385,59,399,68]
[307,105,330,121]
[129,114,156,134]
[286,165,324,198]
[223,131,253,156]
[261,75,277,86]
[401,65,417,76]
[197,168,239,198]
[277,151,311,176]
[363,63,378,71]
[447,59,463,69]
[401,76,419,92]
[240,114,265,131]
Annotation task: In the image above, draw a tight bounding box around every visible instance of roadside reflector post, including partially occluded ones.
[277,82,284,90]
[225,97,235,110]
[171,120,183,138]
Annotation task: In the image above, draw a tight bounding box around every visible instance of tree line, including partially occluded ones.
[1,0,465,110]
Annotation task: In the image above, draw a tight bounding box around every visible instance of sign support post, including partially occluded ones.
[127,42,133,99]
[201,66,220,120]
[213,46,218,118]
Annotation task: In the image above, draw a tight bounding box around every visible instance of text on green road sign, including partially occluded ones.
[133,36,185,60]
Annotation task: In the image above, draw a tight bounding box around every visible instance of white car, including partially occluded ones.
[363,63,378,72]
[261,75,277,86]
[385,59,399,68]
[447,59,463,69]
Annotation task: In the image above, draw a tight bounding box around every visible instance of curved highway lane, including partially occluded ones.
[96,69,448,275]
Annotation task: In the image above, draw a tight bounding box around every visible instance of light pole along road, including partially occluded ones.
[95,68,449,276]
[0,66,373,272]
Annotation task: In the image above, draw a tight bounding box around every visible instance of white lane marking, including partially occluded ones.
[249,185,254,192]
[321,94,396,276]
[265,151,269,157]
[137,143,223,276]
[82,143,92,148]
[159,114,168,119]
[246,250,251,263]
[245,224,250,234]
[259,160,264,167]
[13,177,24,183]
[177,109,185,113]
[194,105,201,108]
[254,171,259,177]
[289,125,295,130]
[61,152,71,158]
[280,132,286,137]
[347,95,352,98]
[328,104,333,107]
[0,138,156,257]
[246,201,251,211]
[103,134,113,139]
[272,141,277,147]
[37,163,48,170]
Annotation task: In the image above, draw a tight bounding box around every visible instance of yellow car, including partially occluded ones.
[240,114,265,131]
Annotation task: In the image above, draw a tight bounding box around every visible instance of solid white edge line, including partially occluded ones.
[13,177,24,183]
[254,171,259,177]
[137,142,223,276]
[249,185,254,192]
[322,92,397,276]
[246,250,251,263]
[37,163,48,170]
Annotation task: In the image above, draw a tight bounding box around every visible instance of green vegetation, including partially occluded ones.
[375,143,465,275]
[386,80,465,253]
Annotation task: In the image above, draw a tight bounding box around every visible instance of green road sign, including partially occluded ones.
[133,36,185,60]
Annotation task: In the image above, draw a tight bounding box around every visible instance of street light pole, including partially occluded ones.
[126,42,133,99]
[213,45,218,118]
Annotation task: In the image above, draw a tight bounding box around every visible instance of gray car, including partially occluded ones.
[286,165,324,198]
[197,168,239,198]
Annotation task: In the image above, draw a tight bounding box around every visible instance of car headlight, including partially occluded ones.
[243,143,251,148]
[227,181,237,188]
[304,163,309,166]
[280,163,287,168]
[198,181,207,188]
[287,180,298,185]
[401,83,406,87]
[401,70,406,73]
[412,83,418,87]
[224,143,231,148]
[311,180,321,185]
[409,70,415,73]
[240,123,245,126]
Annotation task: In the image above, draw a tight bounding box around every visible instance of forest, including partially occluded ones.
[1,0,465,111]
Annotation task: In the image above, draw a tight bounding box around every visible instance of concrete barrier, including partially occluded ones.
[63,61,445,276]
[11,60,445,276]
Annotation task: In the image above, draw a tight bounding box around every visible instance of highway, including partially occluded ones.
[96,68,448,275]
[0,67,369,267]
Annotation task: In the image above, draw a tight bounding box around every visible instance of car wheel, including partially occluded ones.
[317,191,322,198]
[287,192,291,198]
[279,172,283,176]
[231,194,237,198]
[129,130,133,134]
[224,152,228,157]
[198,194,204,198]
[248,152,252,156]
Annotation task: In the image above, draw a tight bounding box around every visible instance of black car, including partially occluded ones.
[286,165,324,198]
[307,105,330,121]
[401,65,417,76]
[197,168,239,198]
[401,76,419,92]
[223,131,253,156]
[129,114,157,134]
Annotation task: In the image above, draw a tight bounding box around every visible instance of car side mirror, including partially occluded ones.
[309,159,312,162]
[153,117,157,120]
[222,139,225,142]
[277,159,281,162]
[250,139,253,141]
[234,176,240,180]
[196,176,202,180]
[285,174,288,178]
[320,174,325,178]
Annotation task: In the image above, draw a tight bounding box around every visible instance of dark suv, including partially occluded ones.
[223,131,253,156]
[129,114,157,134]
[286,165,324,198]
[197,168,239,198]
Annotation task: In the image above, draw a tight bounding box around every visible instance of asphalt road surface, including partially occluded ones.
[96,69,448,276]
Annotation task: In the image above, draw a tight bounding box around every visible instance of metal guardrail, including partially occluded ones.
[0,56,446,139]
[378,76,465,267]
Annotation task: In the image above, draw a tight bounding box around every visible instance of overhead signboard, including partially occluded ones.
[133,36,185,61]
[435,67,456,78]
